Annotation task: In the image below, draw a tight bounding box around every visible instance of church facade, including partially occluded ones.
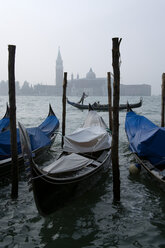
[67,68,107,96]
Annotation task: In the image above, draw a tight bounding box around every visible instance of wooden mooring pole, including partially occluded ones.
[62,72,67,148]
[8,45,18,198]
[107,72,113,131]
[161,73,165,127]
[111,37,122,201]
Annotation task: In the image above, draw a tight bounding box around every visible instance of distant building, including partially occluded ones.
[55,48,64,95]
[56,48,63,86]
[120,84,151,96]
[33,84,56,95]
[54,49,107,96]
[67,68,107,96]
[54,49,151,96]
[0,49,151,96]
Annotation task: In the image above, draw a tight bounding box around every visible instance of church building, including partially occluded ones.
[55,49,151,96]
[56,48,63,86]
[55,49,107,96]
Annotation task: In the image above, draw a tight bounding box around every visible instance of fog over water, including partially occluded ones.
[0,0,165,95]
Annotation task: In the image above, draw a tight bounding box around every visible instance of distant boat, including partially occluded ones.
[125,108,165,185]
[19,109,111,216]
[0,104,59,179]
[67,98,143,111]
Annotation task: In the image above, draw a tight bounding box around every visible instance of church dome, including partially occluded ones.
[86,68,96,79]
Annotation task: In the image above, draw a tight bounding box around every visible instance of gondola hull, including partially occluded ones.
[0,134,57,179]
[19,110,111,216]
[30,150,111,216]
[67,98,142,111]
[133,153,165,184]
[125,109,165,186]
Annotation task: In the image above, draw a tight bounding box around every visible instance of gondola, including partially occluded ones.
[0,104,59,179]
[125,108,165,184]
[0,103,10,133]
[19,109,112,216]
[67,97,143,111]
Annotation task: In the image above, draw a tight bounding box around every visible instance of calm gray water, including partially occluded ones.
[0,95,165,248]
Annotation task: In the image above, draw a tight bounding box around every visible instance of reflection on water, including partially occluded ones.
[1,95,165,247]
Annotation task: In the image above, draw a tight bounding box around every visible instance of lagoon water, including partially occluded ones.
[0,95,165,248]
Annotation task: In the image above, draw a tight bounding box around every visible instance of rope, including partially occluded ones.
[54,131,63,136]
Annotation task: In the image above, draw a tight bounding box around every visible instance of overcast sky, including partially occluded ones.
[0,0,164,95]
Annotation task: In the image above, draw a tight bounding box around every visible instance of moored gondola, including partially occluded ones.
[125,107,165,185]
[19,110,111,216]
[0,104,59,179]
[67,97,143,111]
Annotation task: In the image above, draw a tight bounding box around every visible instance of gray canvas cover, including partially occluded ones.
[43,153,93,174]
[63,111,111,153]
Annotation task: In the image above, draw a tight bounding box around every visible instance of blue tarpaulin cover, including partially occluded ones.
[125,111,165,166]
[0,117,9,132]
[39,115,59,137]
[0,128,50,160]
[0,114,59,160]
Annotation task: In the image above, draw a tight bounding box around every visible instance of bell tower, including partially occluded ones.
[56,47,63,86]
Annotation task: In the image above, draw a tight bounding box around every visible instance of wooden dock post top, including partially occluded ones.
[8,44,16,49]
[8,45,16,60]
[162,73,165,90]
[63,72,67,86]
[162,73,165,81]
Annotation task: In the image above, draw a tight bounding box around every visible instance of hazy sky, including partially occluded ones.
[0,0,165,95]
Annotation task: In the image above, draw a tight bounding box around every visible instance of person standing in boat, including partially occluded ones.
[78,92,88,104]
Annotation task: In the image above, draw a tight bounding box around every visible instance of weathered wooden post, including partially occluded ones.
[161,73,165,127]
[107,72,113,131]
[62,72,67,148]
[111,37,122,201]
[8,45,18,198]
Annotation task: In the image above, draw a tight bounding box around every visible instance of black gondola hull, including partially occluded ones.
[0,134,57,179]
[31,151,111,216]
[67,98,142,111]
